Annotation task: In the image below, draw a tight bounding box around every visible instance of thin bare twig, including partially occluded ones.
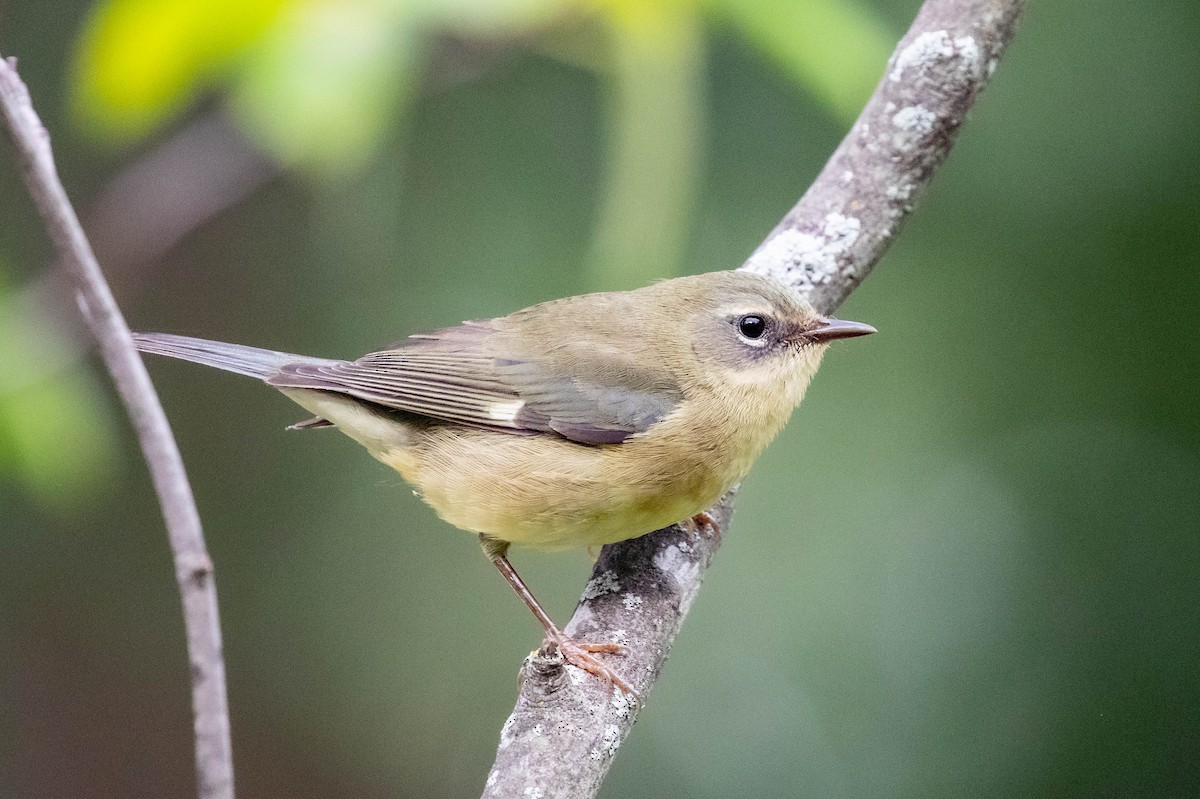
[482,1,1025,796]
[0,57,235,799]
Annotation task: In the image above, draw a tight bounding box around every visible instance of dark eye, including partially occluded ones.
[738,315,767,340]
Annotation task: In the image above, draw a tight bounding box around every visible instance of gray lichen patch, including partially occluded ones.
[742,213,862,292]
[892,104,937,136]
[581,570,620,600]
[889,30,981,85]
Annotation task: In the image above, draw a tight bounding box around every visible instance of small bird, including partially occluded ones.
[134,270,874,691]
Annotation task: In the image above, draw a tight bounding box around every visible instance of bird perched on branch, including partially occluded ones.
[134,270,874,692]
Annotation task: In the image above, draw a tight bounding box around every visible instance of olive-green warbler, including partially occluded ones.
[135,270,874,691]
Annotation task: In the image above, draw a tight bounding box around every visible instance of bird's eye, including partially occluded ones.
[737,315,767,340]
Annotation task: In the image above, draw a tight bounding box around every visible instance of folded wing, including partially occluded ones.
[267,320,681,445]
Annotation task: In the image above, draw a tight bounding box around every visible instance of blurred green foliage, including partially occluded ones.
[2,0,1199,797]
[75,0,887,175]
[0,273,116,505]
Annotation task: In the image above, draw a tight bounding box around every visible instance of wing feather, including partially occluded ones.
[266,320,679,445]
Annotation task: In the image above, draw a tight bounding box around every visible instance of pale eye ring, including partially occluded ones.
[737,315,767,340]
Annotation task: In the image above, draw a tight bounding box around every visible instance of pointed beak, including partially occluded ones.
[805,316,877,343]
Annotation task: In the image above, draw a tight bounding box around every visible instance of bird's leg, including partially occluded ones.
[480,535,634,694]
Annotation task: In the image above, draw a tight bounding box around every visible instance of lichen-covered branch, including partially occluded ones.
[0,58,235,799]
[481,1,1025,797]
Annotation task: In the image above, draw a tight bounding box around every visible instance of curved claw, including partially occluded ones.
[690,511,720,536]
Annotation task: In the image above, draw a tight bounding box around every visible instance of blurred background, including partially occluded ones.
[2,0,1198,796]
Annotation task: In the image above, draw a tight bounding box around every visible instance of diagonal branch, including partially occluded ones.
[481,1,1025,797]
[0,58,235,799]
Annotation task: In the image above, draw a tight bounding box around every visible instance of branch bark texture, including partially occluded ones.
[0,58,235,799]
[482,1,1025,797]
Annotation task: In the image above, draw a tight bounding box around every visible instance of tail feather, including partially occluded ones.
[132,333,339,380]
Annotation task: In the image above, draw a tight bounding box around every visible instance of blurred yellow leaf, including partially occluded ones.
[230,0,416,176]
[600,0,693,40]
[74,0,287,138]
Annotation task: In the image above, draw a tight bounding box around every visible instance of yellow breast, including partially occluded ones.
[380,375,805,549]
[285,340,823,550]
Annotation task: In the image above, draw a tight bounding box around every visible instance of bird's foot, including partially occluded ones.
[549,633,635,694]
[689,510,720,536]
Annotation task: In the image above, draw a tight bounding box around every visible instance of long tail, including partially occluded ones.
[132,332,339,379]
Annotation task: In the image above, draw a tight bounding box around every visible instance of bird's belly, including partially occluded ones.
[380,427,732,549]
